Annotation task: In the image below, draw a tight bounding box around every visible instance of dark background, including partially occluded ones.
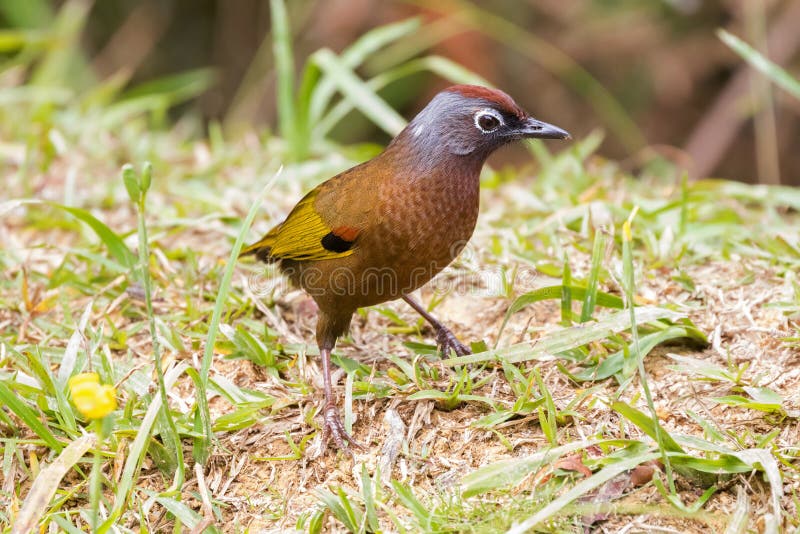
[9,0,800,184]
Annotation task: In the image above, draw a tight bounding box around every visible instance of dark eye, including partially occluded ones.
[476,113,501,132]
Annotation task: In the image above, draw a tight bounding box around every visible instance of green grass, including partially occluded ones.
[3,117,799,531]
[2,2,800,533]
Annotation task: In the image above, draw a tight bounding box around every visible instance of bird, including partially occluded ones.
[240,85,569,450]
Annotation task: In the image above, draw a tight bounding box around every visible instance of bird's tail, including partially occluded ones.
[239,233,276,263]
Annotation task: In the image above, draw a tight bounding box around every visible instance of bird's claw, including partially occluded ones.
[322,403,364,452]
[435,327,471,357]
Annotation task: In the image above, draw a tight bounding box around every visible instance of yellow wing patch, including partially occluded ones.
[241,188,358,262]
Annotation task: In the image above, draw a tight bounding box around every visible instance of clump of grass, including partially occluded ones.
[266,0,489,162]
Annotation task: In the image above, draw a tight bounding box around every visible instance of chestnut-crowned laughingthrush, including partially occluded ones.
[241,85,569,449]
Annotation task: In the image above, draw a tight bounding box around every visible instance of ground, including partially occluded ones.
[1,130,799,532]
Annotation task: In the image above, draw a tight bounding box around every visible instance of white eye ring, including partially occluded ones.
[474,108,504,133]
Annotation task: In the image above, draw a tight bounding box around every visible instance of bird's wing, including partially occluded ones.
[240,184,362,262]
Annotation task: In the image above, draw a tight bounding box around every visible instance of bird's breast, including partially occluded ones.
[364,170,480,294]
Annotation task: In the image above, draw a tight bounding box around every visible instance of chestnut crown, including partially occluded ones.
[394,84,569,159]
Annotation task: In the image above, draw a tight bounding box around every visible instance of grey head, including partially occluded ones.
[389,85,570,163]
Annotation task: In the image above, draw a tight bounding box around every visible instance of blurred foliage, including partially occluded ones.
[1,0,799,184]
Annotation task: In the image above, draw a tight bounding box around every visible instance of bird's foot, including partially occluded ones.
[322,403,364,452]
[435,327,471,357]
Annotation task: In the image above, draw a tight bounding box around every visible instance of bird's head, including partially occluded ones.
[396,85,569,161]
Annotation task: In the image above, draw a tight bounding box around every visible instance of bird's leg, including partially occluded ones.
[402,295,471,357]
[319,344,364,451]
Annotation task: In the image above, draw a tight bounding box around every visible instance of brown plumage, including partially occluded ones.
[241,85,569,449]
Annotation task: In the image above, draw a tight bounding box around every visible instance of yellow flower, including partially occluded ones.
[68,373,117,419]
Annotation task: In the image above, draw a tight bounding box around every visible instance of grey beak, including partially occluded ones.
[519,117,571,140]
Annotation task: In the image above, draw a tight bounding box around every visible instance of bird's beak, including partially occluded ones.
[518,117,571,140]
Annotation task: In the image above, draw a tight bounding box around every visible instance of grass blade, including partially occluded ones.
[312,48,406,136]
[125,163,185,492]
[154,497,204,530]
[506,451,662,533]
[731,449,782,533]
[718,29,800,100]
[724,486,749,534]
[109,363,188,524]
[560,260,572,325]
[11,435,94,534]
[497,284,624,341]
[611,401,684,453]
[461,439,598,497]
[308,17,420,124]
[580,229,607,322]
[120,68,215,103]
[270,0,297,155]
[444,306,683,367]
[195,167,282,462]
[54,204,136,269]
[622,209,677,495]
[315,55,488,139]
[0,200,136,269]
[573,324,706,381]
[0,380,62,451]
